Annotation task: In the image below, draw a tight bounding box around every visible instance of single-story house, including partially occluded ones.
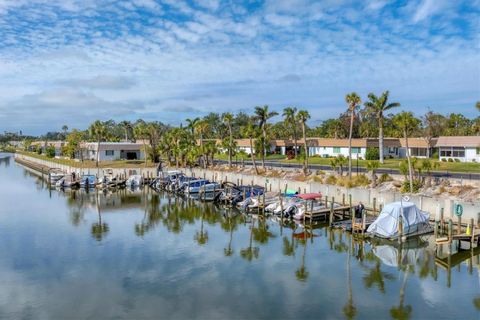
[31,140,66,156]
[398,138,436,159]
[307,138,368,159]
[436,136,480,162]
[82,142,146,161]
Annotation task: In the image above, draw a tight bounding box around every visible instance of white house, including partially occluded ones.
[307,138,368,159]
[398,138,436,159]
[436,136,480,162]
[83,142,146,161]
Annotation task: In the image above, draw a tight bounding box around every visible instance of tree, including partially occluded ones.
[241,124,259,174]
[185,117,200,136]
[364,91,400,164]
[393,112,420,193]
[366,160,379,187]
[62,129,84,159]
[88,120,108,167]
[222,112,234,168]
[297,110,310,175]
[254,105,278,171]
[422,111,445,158]
[61,125,68,140]
[134,122,149,167]
[120,120,132,142]
[282,107,298,157]
[194,119,209,169]
[476,101,480,112]
[346,92,362,178]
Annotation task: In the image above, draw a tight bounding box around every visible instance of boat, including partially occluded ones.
[48,168,64,184]
[56,175,80,188]
[366,201,433,240]
[184,179,211,194]
[126,174,143,187]
[80,174,97,188]
[284,193,324,220]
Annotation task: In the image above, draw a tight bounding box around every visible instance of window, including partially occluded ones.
[452,147,465,158]
[105,150,114,156]
[351,147,360,154]
[411,148,427,157]
[440,148,451,157]
[333,147,341,153]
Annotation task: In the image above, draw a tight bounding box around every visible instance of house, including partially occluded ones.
[398,138,436,159]
[31,140,66,156]
[83,142,146,161]
[307,138,368,159]
[436,136,480,162]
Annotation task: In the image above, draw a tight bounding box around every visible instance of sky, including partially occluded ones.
[0,0,479,135]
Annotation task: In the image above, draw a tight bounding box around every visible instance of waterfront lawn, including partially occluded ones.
[284,156,480,173]
[17,151,157,168]
[214,153,286,161]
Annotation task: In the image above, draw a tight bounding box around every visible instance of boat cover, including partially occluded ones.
[295,193,322,200]
[366,201,429,239]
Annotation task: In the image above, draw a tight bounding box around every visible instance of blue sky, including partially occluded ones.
[0,0,479,134]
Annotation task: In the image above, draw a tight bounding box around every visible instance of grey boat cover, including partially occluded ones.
[367,201,430,239]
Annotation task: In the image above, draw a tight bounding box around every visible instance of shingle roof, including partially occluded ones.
[435,136,480,147]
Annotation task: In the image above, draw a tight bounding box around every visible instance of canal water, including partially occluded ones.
[0,153,479,319]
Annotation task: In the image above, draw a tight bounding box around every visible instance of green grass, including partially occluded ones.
[17,150,157,168]
[284,156,480,173]
[214,153,286,161]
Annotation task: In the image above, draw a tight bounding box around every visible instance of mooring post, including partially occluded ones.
[362,211,366,235]
[373,197,376,213]
[398,216,404,243]
[440,208,445,233]
[470,218,475,248]
[448,219,453,243]
[434,220,439,239]
[457,216,462,235]
[284,184,288,195]
[280,195,284,220]
[342,193,345,205]
[325,195,328,208]
[329,200,334,225]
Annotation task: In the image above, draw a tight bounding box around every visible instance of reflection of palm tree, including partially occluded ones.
[343,235,357,319]
[224,217,234,257]
[363,260,395,293]
[390,266,412,320]
[91,210,109,241]
[295,239,308,282]
[252,218,275,244]
[194,212,208,245]
[241,219,259,261]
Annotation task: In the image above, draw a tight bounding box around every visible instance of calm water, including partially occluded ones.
[0,153,479,319]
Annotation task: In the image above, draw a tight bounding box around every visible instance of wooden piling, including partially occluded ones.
[440,208,444,233]
[329,201,334,225]
[361,211,366,235]
[457,216,462,235]
[448,219,453,243]
[342,193,345,205]
[373,198,376,213]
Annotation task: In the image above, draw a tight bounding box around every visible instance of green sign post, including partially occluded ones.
[455,204,463,217]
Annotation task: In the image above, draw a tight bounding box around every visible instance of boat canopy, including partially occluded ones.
[367,201,430,239]
[295,193,322,200]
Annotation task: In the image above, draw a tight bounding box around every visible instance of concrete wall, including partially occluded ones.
[15,154,156,178]
[184,167,480,222]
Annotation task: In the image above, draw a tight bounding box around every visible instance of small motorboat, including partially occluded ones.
[80,174,97,188]
[56,175,80,188]
[184,179,211,195]
[126,174,143,187]
[48,168,64,184]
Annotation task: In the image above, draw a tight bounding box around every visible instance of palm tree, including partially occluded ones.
[390,266,412,320]
[297,110,310,175]
[242,123,259,174]
[476,101,480,112]
[134,122,148,167]
[283,107,298,157]
[120,120,132,142]
[254,105,278,171]
[364,91,400,164]
[366,160,380,187]
[61,125,68,140]
[194,120,209,169]
[88,120,107,167]
[393,112,420,193]
[222,112,234,168]
[194,212,208,245]
[185,117,200,136]
[224,216,235,257]
[345,93,361,179]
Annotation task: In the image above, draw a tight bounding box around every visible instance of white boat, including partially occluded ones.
[56,175,79,188]
[184,179,211,194]
[126,174,143,187]
[367,201,432,240]
[48,169,64,184]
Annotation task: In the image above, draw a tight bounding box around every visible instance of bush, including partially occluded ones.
[325,175,337,185]
[379,173,393,183]
[365,147,379,160]
[432,151,439,159]
[45,145,56,158]
[447,158,453,162]
[454,158,460,162]
[441,158,446,162]
[36,147,42,155]
[401,179,423,193]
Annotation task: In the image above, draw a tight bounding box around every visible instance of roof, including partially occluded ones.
[84,142,145,151]
[31,140,66,148]
[398,138,435,148]
[306,138,368,148]
[435,136,480,147]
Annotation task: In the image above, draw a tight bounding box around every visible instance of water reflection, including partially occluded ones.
[1,158,479,319]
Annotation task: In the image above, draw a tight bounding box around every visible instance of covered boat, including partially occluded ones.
[367,201,432,240]
[126,174,143,187]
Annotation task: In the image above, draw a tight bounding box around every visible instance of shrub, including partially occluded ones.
[313,175,323,183]
[325,175,337,185]
[379,173,393,183]
[36,147,42,155]
[447,158,453,162]
[454,158,460,162]
[365,147,379,160]
[401,179,423,193]
[432,151,439,159]
[441,158,446,162]
[45,145,56,158]
[354,174,370,186]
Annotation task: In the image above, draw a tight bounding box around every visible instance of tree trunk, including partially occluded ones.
[302,122,308,175]
[348,110,354,179]
[261,126,266,171]
[404,129,414,193]
[293,126,298,157]
[143,141,147,167]
[379,116,384,164]
[125,129,128,142]
[228,125,232,168]
[250,137,259,174]
[96,140,100,168]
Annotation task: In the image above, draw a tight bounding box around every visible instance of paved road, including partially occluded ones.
[214,159,480,181]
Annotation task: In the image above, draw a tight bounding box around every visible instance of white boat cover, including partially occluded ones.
[366,201,430,239]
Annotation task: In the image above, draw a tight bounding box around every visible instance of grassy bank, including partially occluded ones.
[16,151,157,168]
